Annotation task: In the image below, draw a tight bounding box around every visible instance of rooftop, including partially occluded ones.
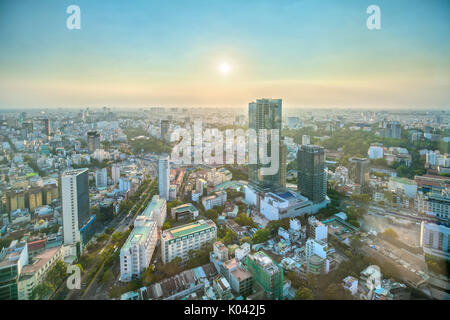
[21,246,61,275]
[172,203,197,214]
[162,219,216,240]
[141,195,166,218]
[122,222,156,251]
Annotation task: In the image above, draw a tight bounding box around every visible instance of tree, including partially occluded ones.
[295,287,314,300]
[324,283,352,300]
[167,200,183,212]
[45,260,68,289]
[162,220,172,230]
[235,213,255,227]
[252,229,271,244]
[382,228,398,239]
[31,281,54,300]
[100,269,114,283]
[306,273,318,290]
[205,209,219,220]
[221,230,237,245]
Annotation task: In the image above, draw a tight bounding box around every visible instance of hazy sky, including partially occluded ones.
[0,0,449,109]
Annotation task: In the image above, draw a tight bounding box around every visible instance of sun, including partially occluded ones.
[219,63,231,74]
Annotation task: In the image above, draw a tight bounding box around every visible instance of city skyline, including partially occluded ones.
[0,0,449,110]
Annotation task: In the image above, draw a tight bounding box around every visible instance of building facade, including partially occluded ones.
[61,168,90,259]
[161,219,217,264]
[248,98,283,190]
[297,145,326,203]
[158,155,170,200]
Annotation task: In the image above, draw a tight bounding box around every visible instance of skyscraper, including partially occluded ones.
[62,168,90,259]
[161,120,170,141]
[348,157,370,187]
[111,164,121,185]
[158,155,170,200]
[297,145,326,203]
[95,168,108,189]
[248,98,282,190]
[87,131,100,153]
[43,118,51,136]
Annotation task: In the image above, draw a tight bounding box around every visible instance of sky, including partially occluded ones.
[0,0,449,110]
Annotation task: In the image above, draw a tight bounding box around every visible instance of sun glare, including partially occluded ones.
[219,63,231,74]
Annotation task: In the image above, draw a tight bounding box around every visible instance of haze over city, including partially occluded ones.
[0,0,449,109]
[0,0,449,310]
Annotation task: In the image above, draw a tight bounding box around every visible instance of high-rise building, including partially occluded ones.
[348,157,370,187]
[43,118,51,136]
[302,135,310,146]
[95,168,107,189]
[161,119,170,141]
[287,117,299,129]
[161,219,217,264]
[382,121,402,139]
[420,222,450,260]
[119,216,158,282]
[0,241,28,300]
[248,98,282,190]
[158,155,170,200]
[87,131,100,153]
[111,164,121,185]
[297,145,326,203]
[245,251,283,300]
[61,168,90,259]
[279,142,287,187]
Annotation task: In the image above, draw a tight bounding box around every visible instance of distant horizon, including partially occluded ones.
[1,0,449,110]
[0,104,448,112]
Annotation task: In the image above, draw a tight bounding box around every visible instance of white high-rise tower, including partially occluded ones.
[158,155,170,200]
[62,168,90,259]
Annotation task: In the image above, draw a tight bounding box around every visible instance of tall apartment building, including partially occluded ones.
[119,216,158,282]
[87,131,100,153]
[307,216,328,241]
[382,121,402,139]
[158,155,170,200]
[248,98,283,190]
[161,219,217,264]
[119,177,131,193]
[245,251,283,300]
[160,119,170,141]
[95,167,107,189]
[297,145,326,203]
[348,157,370,187]
[0,241,28,300]
[61,168,90,259]
[111,164,121,185]
[420,222,450,260]
[43,118,51,136]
